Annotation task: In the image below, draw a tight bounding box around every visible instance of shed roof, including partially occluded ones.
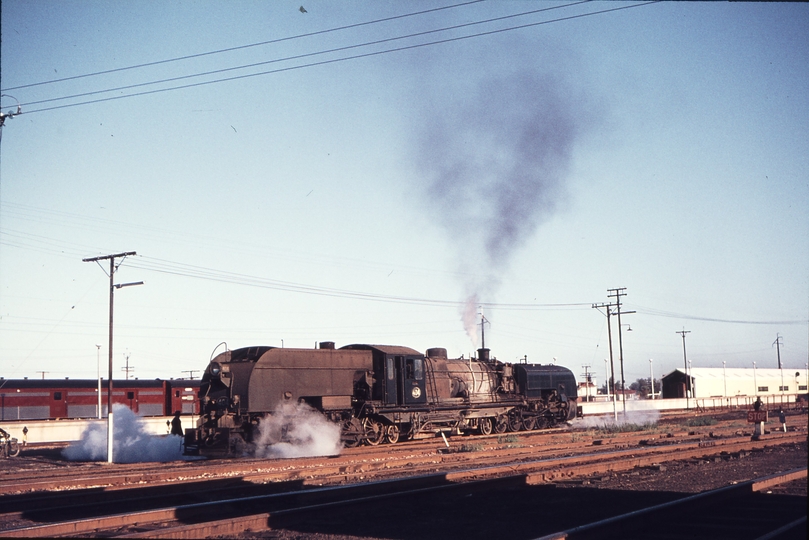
[664,367,807,380]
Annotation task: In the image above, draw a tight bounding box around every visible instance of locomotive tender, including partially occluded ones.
[185,342,577,456]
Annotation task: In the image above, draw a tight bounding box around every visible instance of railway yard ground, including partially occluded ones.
[0,408,806,539]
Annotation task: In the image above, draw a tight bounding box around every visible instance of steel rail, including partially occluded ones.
[122,467,809,539]
[1,436,803,538]
[533,467,808,540]
[0,430,678,494]
[0,472,503,538]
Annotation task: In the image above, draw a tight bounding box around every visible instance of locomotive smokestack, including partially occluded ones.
[319,341,335,350]
[478,348,490,362]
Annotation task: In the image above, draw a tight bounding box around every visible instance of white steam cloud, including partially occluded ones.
[576,409,661,429]
[63,404,186,463]
[254,401,342,459]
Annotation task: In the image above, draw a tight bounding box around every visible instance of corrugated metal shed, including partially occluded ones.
[662,367,808,398]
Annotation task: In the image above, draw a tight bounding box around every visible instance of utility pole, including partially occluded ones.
[608,288,634,415]
[479,309,489,351]
[82,251,142,464]
[181,370,200,380]
[581,365,591,402]
[121,352,134,380]
[592,302,618,421]
[0,96,21,128]
[36,371,48,380]
[96,344,102,419]
[773,333,783,369]
[676,328,691,409]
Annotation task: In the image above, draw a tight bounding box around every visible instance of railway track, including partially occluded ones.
[0,419,786,495]
[3,466,803,539]
[0,429,619,495]
[0,433,804,538]
[536,469,808,540]
[0,414,784,495]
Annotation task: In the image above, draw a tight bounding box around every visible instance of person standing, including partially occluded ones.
[170,411,184,437]
[778,408,787,432]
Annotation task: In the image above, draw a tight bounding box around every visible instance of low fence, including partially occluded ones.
[0,415,197,445]
[579,394,803,418]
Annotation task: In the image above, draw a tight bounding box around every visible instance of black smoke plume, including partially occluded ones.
[415,71,584,343]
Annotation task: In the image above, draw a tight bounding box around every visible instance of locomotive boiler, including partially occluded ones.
[184,342,577,456]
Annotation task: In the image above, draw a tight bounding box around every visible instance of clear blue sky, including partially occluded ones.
[1,1,807,388]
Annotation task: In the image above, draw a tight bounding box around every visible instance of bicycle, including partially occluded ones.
[1,429,20,458]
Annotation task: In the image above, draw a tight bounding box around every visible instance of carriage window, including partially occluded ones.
[53,392,62,400]
[386,358,394,380]
[127,391,135,399]
[413,359,423,380]
[404,358,423,380]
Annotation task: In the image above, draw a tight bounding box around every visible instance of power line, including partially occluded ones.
[632,305,808,325]
[1,217,801,324]
[16,1,592,110]
[17,1,657,115]
[2,0,488,93]
[3,217,802,324]
[127,255,592,311]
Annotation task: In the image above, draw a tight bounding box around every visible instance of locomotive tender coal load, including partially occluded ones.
[185,342,577,456]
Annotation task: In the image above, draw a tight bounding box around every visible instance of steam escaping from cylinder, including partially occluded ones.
[62,404,186,463]
[254,401,342,459]
[576,409,661,429]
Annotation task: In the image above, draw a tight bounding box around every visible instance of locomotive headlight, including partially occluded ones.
[210,362,222,377]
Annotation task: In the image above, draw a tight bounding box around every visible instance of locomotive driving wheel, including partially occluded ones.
[478,417,493,435]
[384,424,400,444]
[341,417,363,448]
[522,416,537,431]
[363,418,384,446]
[494,415,509,434]
[507,411,524,432]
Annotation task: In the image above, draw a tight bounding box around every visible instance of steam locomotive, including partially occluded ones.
[184,342,577,456]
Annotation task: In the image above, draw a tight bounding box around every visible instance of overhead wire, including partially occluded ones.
[0,200,509,283]
[17,1,656,115]
[0,202,591,312]
[127,254,593,311]
[3,212,802,323]
[18,0,592,110]
[630,305,809,326]
[1,0,488,93]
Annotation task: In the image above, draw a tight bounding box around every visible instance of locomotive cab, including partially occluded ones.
[342,345,427,407]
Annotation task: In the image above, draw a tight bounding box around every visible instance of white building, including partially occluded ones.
[662,367,808,399]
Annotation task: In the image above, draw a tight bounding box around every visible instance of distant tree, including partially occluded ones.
[630,377,661,399]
